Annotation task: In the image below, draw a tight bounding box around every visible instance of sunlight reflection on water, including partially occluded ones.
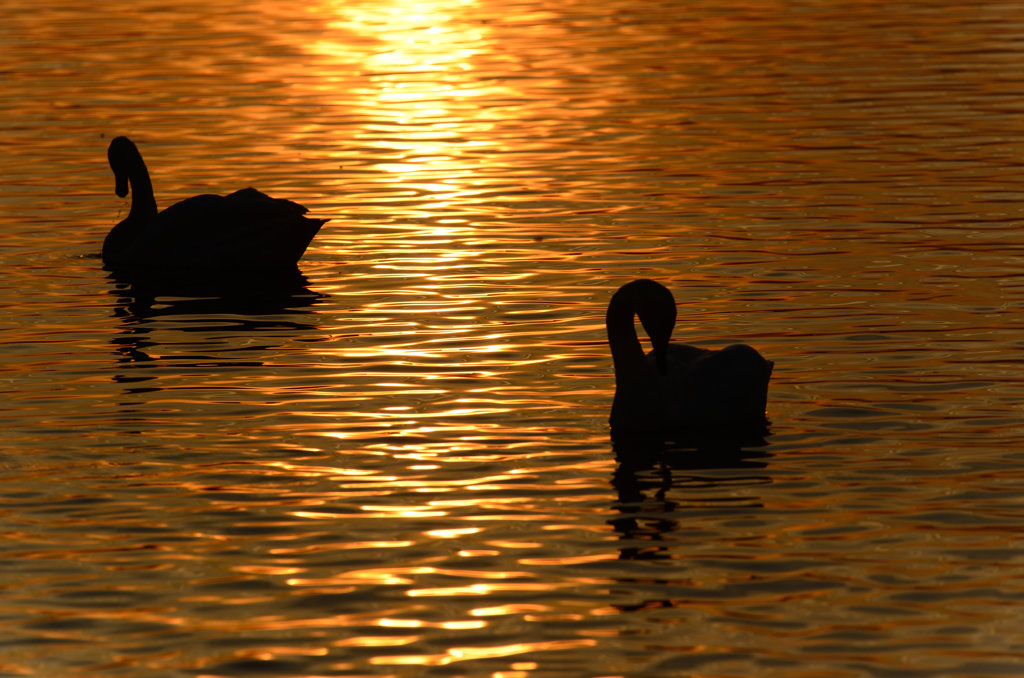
[3,0,1024,675]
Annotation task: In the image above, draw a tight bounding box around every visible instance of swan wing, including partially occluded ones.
[130,190,325,270]
[660,343,772,428]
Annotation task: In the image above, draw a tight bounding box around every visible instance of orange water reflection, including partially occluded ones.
[303,0,505,214]
[10,0,1024,675]
[286,0,589,450]
[370,639,597,667]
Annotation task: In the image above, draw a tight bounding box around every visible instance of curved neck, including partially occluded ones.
[606,280,677,376]
[103,139,158,264]
[124,152,157,223]
[606,291,646,376]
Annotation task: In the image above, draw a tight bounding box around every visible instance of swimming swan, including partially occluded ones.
[606,278,772,434]
[103,136,327,272]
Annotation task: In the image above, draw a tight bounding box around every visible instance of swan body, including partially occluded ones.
[103,136,327,272]
[607,279,772,434]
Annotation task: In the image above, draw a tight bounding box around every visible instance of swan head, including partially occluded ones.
[613,279,677,374]
[107,136,143,198]
[635,281,676,373]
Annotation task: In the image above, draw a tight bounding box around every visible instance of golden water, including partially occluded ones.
[4,0,1024,675]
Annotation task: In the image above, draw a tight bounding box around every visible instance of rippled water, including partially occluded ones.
[4,0,1024,676]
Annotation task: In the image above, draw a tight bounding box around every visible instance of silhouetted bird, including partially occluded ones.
[606,278,772,434]
[103,136,327,272]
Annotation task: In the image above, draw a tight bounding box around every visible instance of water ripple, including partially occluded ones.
[4,0,1024,675]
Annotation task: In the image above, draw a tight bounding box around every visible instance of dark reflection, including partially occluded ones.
[106,266,323,318]
[106,268,325,384]
[609,431,771,563]
[612,427,771,470]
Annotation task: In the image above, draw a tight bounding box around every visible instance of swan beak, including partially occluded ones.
[114,172,129,198]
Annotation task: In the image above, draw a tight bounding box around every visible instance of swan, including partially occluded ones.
[606,278,772,434]
[103,136,327,272]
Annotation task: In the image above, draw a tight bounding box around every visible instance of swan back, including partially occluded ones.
[143,188,326,270]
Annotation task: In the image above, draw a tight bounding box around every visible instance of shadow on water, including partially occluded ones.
[105,267,326,387]
[609,430,772,563]
[105,266,325,319]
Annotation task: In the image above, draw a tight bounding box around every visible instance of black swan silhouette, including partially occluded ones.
[606,279,772,434]
[103,136,327,272]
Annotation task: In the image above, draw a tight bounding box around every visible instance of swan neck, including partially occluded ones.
[606,292,645,372]
[127,162,157,221]
[104,139,157,265]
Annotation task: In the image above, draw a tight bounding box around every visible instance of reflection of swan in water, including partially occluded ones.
[103,136,327,273]
[609,435,770,563]
[107,271,323,384]
[107,267,324,320]
[607,279,772,435]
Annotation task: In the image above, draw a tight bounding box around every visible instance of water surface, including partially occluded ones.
[4,0,1024,676]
